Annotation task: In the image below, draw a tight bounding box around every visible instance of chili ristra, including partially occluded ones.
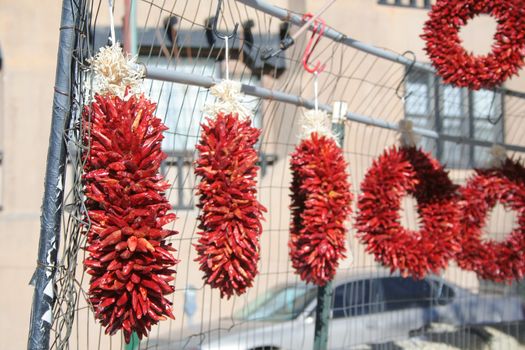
[82,92,178,342]
[194,112,266,299]
[289,132,352,286]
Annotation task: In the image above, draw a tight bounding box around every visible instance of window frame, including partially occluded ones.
[331,279,383,319]
[377,0,433,9]
[404,68,505,169]
[140,56,277,210]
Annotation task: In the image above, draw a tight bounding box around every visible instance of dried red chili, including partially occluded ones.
[194,112,266,298]
[422,0,525,90]
[356,146,461,279]
[289,132,353,286]
[82,92,178,342]
[456,158,525,282]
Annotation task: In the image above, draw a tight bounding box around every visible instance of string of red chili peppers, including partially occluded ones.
[456,146,525,282]
[194,35,267,299]
[82,37,178,341]
[355,120,462,279]
[422,0,525,90]
[289,14,353,286]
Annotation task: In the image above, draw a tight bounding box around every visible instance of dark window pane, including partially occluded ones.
[332,280,372,318]
[332,284,348,319]
[380,277,432,311]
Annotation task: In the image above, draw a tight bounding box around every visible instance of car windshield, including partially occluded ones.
[235,284,317,321]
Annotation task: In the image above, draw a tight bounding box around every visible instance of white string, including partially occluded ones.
[225,36,230,80]
[108,0,116,45]
[299,71,335,141]
[314,72,319,112]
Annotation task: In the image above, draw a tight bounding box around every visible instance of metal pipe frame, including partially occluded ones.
[236,0,525,100]
[145,66,525,154]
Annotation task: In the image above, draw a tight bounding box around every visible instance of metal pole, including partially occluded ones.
[314,283,333,350]
[27,0,78,348]
[235,0,525,100]
[130,0,138,56]
[312,102,346,350]
[144,66,525,154]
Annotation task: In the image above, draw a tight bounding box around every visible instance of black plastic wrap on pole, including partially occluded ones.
[313,283,333,350]
[27,0,78,348]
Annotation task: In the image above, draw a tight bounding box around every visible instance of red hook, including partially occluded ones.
[301,13,326,74]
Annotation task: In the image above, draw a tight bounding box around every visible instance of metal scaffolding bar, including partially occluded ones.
[236,0,525,100]
[144,66,525,154]
[27,0,78,348]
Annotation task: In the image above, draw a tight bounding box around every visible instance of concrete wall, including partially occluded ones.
[0,0,61,348]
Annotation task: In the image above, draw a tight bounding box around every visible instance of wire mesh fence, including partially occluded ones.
[43,0,525,349]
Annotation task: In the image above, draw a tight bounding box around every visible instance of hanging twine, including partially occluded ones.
[398,119,420,147]
[299,109,334,141]
[488,144,507,168]
[299,72,336,142]
[88,44,144,98]
[203,34,252,120]
[203,79,252,120]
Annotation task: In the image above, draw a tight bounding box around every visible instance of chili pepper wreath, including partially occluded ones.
[289,109,353,286]
[422,0,525,90]
[355,121,461,279]
[456,146,525,282]
[82,43,178,342]
[194,65,267,297]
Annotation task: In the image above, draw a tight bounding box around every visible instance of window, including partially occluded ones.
[379,277,433,311]
[142,57,219,210]
[378,0,433,9]
[143,57,221,152]
[332,279,383,318]
[236,284,317,321]
[141,57,265,209]
[405,69,503,168]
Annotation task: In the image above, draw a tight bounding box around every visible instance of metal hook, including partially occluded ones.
[395,50,416,101]
[212,0,239,41]
[302,13,326,74]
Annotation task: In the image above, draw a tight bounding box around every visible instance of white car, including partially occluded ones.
[158,271,524,350]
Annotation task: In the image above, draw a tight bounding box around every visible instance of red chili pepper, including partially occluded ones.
[194,112,266,298]
[355,146,461,279]
[289,133,353,286]
[82,93,179,343]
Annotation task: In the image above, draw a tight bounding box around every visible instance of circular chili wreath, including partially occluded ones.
[456,159,525,282]
[422,0,525,90]
[356,146,461,279]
